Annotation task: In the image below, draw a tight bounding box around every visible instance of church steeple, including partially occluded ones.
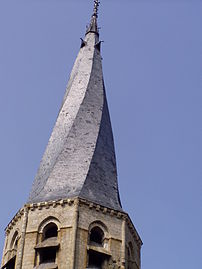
[28,0,121,210]
[1,2,142,269]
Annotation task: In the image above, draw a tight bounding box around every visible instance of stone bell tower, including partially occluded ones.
[1,1,142,269]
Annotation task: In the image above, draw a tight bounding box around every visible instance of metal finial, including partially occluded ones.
[93,0,100,18]
[86,0,100,36]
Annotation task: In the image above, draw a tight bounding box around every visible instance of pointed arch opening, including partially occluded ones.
[2,231,19,269]
[10,231,19,250]
[35,218,60,268]
[43,223,58,241]
[87,221,111,268]
[89,226,104,246]
[39,222,59,265]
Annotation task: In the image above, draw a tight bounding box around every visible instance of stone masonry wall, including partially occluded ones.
[1,198,142,269]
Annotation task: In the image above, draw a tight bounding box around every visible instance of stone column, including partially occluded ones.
[121,217,126,269]
[16,206,28,269]
[71,199,79,269]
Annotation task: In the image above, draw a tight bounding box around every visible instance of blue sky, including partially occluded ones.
[0,1,201,268]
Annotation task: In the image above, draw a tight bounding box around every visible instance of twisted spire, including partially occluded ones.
[86,0,101,36]
[28,0,122,210]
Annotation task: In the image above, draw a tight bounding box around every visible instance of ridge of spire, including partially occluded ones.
[86,0,100,36]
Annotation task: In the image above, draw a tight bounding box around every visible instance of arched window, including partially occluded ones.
[3,231,19,269]
[89,226,104,246]
[10,231,19,250]
[43,223,58,240]
[88,224,109,268]
[35,222,59,266]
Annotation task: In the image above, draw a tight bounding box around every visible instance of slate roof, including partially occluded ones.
[28,13,122,211]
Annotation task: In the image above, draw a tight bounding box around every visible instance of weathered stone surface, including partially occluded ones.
[34,263,58,269]
[35,237,59,249]
[28,29,121,211]
[1,199,142,269]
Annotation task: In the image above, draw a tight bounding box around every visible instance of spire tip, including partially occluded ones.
[93,0,100,18]
[86,0,101,36]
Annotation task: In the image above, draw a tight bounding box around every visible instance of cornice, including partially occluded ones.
[5,197,143,248]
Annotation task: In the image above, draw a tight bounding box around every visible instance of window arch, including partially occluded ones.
[89,226,104,246]
[42,222,58,241]
[88,221,109,247]
[3,231,19,269]
[10,231,19,250]
[38,216,61,234]
[35,217,61,267]
[87,221,110,268]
